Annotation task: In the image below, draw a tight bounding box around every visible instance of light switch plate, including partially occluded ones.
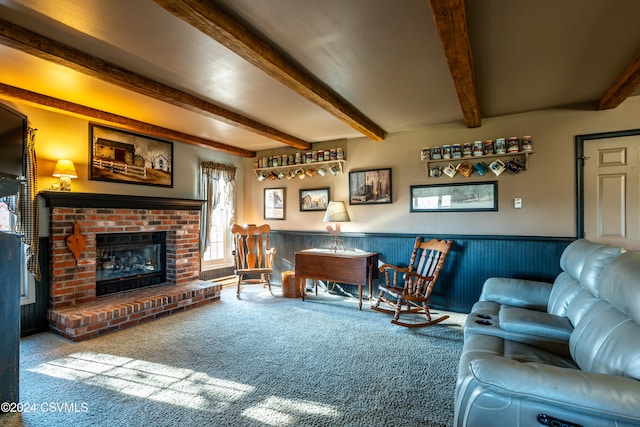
[514,198,522,209]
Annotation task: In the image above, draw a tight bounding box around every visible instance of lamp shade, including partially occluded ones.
[53,159,77,178]
[323,201,350,223]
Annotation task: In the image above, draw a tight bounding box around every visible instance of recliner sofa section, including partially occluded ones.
[455,244,640,427]
[464,239,621,355]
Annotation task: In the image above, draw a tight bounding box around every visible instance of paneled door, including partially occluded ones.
[583,135,640,250]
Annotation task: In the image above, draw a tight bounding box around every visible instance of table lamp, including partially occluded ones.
[323,201,350,252]
[53,159,77,191]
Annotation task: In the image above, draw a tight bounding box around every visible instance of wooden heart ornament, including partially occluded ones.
[66,222,87,262]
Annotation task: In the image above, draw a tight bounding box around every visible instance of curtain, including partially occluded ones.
[199,161,236,256]
[18,127,41,281]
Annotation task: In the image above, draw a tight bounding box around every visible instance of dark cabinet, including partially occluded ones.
[1,231,21,405]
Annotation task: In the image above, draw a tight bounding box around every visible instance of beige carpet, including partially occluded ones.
[2,285,466,427]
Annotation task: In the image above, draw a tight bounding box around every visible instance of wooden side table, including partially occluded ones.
[294,249,379,310]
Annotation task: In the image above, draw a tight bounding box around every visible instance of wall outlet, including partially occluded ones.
[514,198,523,209]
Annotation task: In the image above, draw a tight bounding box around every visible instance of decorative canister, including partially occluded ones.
[330,148,337,160]
[432,146,442,160]
[324,150,330,161]
[312,150,318,162]
[337,147,344,159]
[305,152,313,163]
[430,166,442,177]
[295,152,301,164]
[483,140,494,155]
[472,141,484,156]
[442,145,451,159]
[289,154,295,165]
[421,147,431,161]
[494,138,506,154]
[457,161,473,177]
[282,154,288,166]
[317,150,324,161]
[521,136,533,151]
[507,137,520,153]
[463,143,473,157]
[452,144,462,158]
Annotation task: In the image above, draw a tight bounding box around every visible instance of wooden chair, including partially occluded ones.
[231,224,277,296]
[372,237,452,327]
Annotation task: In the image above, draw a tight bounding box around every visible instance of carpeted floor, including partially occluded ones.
[2,285,466,427]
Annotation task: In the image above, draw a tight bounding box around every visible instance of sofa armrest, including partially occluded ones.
[470,355,640,421]
[479,277,553,311]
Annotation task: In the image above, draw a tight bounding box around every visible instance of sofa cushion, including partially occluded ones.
[478,277,552,311]
[546,272,581,316]
[578,244,622,296]
[571,301,640,379]
[598,251,640,323]
[559,238,604,280]
[500,306,572,340]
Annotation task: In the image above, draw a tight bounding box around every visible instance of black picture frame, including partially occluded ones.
[89,123,173,187]
[299,187,330,212]
[410,181,498,212]
[348,168,392,205]
[264,187,285,220]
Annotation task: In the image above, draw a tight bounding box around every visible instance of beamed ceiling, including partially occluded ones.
[0,0,639,158]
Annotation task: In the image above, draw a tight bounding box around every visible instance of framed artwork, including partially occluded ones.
[299,187,330,212]
[410,181,498,212]
[348,168,392,205]
[89,123,173,187]
[264,187,285,220]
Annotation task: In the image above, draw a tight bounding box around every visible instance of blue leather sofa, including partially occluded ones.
[455,239,640,427]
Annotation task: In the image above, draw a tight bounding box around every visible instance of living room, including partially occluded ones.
[1,1,640,426]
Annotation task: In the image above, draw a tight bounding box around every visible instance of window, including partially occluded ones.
[0,200,35,304]
[200,162,236,272]
[202,199,231,267]
[201,178,233,270]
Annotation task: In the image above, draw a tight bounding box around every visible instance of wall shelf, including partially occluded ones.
[422,151,533,179]
[253,159,346,180]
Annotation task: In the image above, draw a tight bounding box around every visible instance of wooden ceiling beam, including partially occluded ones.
[154,0,387,142]
[428,0,481,128]
[0,17,310,151]
[0,83,256,158]
[598,53,640,110]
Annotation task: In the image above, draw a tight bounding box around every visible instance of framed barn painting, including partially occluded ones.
[89,123,173,187]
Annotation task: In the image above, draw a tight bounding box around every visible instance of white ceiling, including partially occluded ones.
[0,0,639,155]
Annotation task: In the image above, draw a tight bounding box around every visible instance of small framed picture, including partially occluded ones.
[299,187,330,212]
[264,188,285,220]
[349,168,392,205]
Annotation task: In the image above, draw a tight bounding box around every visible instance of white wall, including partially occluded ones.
[243,96,640,237]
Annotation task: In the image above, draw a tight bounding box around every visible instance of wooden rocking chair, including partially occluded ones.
[231,224,277,296]
[372,237,452,327]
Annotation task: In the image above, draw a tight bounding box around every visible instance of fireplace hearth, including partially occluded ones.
[40,191,222,341]
[96,231,166,296]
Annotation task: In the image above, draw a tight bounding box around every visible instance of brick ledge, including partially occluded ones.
[49,280,222,341]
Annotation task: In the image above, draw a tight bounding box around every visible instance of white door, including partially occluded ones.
[584,135,640,250]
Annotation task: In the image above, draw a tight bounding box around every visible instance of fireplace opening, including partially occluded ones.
[95,231,166,296]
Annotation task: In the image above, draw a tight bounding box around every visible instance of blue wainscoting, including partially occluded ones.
[269,231,573,313]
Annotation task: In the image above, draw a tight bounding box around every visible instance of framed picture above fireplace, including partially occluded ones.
[89,123,174,187]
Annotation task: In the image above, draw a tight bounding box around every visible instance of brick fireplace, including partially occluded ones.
[40,192,221,341]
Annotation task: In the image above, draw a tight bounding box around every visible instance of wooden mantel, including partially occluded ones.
[39,191,204,210]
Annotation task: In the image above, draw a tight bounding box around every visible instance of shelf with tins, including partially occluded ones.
[422,151,534,178]
[253,159,346,181]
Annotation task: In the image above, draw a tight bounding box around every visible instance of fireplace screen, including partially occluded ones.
[95,231,166,296]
